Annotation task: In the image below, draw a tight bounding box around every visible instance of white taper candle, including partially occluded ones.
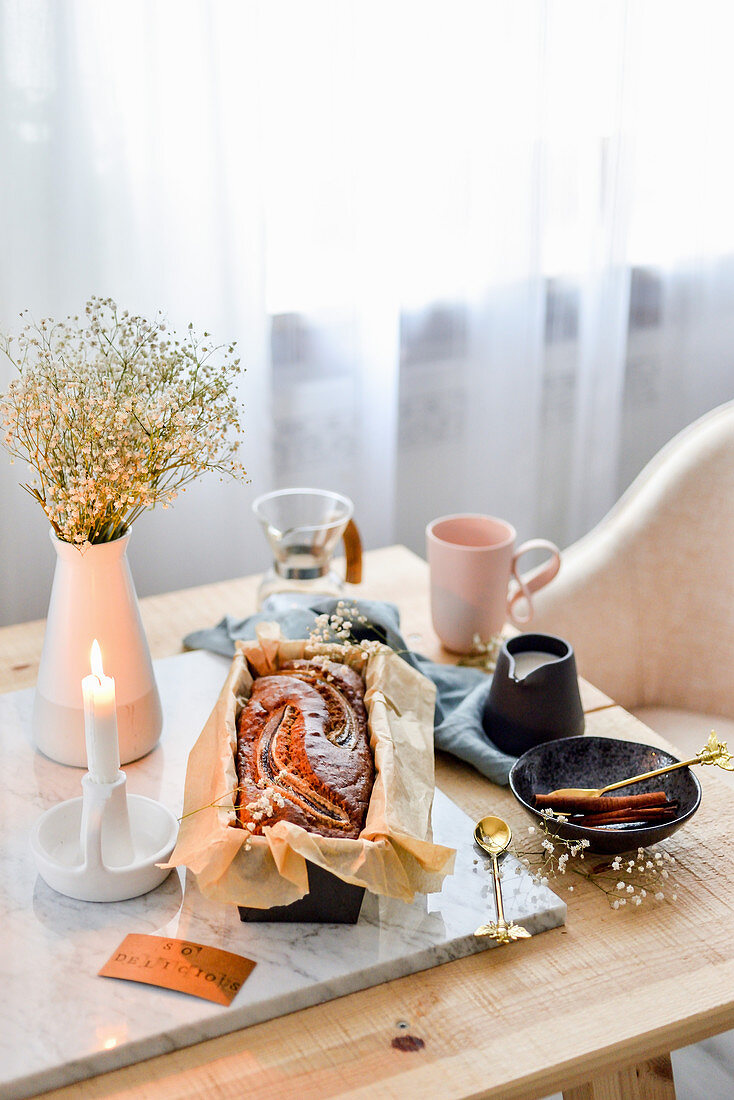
[82,640,121,783]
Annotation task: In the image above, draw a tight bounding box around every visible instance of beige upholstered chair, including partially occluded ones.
[530,401,734,767]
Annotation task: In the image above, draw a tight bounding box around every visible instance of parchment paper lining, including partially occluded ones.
[166,624,456,907]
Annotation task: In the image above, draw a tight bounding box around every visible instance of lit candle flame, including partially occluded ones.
[90,639,105,682]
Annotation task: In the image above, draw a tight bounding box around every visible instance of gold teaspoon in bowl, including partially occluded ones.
[473,816,531,944]
[542,732,734,800]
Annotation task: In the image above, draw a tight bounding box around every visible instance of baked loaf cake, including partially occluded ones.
[235,657,374,839]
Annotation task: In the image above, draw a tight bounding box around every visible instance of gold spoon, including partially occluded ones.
[473,816,531,944]
[543,732,734,800]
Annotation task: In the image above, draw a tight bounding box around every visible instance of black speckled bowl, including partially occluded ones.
[509,736,701,854]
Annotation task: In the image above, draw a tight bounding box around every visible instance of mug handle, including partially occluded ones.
[343,519,363,584]
[507,538,561,625]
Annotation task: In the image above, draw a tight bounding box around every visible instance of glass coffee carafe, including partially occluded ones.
[252,487,362,608]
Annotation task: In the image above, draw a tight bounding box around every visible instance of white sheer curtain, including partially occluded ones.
[1,0,733,627]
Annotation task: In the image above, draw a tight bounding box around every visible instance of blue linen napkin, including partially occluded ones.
[183,595,517,785]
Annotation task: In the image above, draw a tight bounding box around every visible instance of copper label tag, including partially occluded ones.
[99,934,256,1005]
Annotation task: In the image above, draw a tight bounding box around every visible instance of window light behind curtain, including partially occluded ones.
[0,0,733,625]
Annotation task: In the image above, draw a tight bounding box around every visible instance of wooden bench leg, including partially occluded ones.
[563,1053,676,1100]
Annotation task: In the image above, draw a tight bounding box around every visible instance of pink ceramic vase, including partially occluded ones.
[32,530,162,767]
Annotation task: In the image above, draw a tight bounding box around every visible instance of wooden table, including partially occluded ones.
[4,545,733,1100]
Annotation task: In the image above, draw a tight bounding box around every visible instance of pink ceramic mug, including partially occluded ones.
[426,514,561,654]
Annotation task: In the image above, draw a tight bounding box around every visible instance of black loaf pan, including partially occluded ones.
[238,859,366,924]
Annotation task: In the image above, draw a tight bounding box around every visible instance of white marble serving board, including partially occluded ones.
[1,650,565,1099]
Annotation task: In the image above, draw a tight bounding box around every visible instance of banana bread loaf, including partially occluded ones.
[235,657,374,839]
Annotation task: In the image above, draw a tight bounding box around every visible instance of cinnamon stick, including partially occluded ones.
[580,802,678,819]
[534,790,669,814]
[575,806,678,827]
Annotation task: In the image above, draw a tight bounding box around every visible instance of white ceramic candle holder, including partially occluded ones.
[30,771,179,903]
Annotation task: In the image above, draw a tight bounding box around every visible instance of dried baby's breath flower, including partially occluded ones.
[308,601,373,655]
[179,782,284,853]
[456,633,502,672]
[516,818,682,910]
[0,297,245,544]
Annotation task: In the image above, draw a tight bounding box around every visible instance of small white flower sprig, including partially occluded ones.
[456,633,503,673]
[237,776,287,851]
[179,773,287,851]
[308,601,384,663]
[0,296,245,544]
[515,810,680,909]
[309,601,368,644]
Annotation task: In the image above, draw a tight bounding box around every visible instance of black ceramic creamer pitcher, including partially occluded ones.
[482,633,585,757]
